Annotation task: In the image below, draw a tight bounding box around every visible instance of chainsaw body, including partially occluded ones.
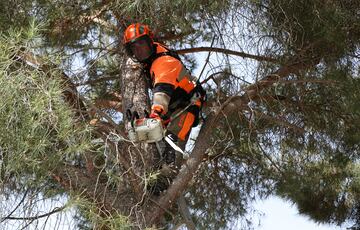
[127,118,164,143]
[125,109,188,158]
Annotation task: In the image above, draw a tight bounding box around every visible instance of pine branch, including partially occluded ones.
[253,109,305,134]
[15,51,89,120]
[74,76,120,86]
[93,99,122,112]
[176,47,278,63]
[176,195,196,230]
[15,50,144,216]
[157,29,196,42]
[51,162,138,214]
[51,0,116,36]
[198,36,216,80]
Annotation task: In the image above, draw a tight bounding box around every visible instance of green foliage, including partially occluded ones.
[1,0,360,229]
[0,1,33,31]
[0,27,91,190]
[252,0,360,61]
[196,19,360,226]
[0,0,231,47]
[69,196,133,230]
[276,158,356,224]
[114,0,229,41]
[249,58,360,225]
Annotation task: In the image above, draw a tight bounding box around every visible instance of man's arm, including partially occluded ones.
[150,56,183,115]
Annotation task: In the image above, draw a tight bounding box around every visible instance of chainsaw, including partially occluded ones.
[126,109,164,143]
[125,109,188,158]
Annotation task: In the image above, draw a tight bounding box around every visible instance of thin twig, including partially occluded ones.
[198,36,216,80]
[0,189,29,223]
[2,206,65,221]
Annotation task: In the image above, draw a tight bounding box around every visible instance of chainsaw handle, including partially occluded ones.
[126,109,132,121]
[127,110,140,128]
[144,109,149,118]
[132,111,139,120]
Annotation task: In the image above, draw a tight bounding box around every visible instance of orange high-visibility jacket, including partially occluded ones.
[148,42,201,140]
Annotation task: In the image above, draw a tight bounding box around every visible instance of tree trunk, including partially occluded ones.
[119,57,162,228]
[120,57,155,170]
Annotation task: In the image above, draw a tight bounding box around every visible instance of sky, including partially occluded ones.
[254,196,346,230]
[0,194,350,230]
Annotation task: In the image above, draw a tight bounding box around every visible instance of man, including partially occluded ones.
[123,22,205,143]
[123,23,205,192]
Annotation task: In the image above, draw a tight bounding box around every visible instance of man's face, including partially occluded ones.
[129,37,153,62]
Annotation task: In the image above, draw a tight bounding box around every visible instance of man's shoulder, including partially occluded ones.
[151,55,182,72]
[149,42,183,74]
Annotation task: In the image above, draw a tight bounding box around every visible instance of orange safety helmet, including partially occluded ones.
[123,23,155,62]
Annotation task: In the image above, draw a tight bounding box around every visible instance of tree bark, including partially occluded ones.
[119,57,158,181]
[119,57,164,228]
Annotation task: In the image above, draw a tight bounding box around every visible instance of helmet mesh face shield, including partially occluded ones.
[123,23,154,62]
[125,35,154,62]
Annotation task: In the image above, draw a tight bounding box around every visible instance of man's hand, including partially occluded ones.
[149,112,161,120]
[151,104,165,115]
[150,104,171,126]
[150,111,171,127]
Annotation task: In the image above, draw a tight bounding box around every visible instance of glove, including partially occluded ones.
[149,112,171,127]
[149,111,161,120]
[151,104,165,115]
[150,104,171,126]
[150,104,163,124]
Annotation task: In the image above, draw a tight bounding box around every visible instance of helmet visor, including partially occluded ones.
[127,36,153,62]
